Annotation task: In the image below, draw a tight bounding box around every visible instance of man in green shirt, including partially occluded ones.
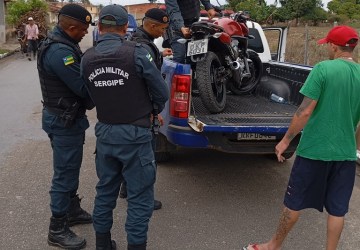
[244,25,360,250]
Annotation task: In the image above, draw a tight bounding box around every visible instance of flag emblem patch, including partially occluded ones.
[63,55,75,65]
[146,53,153,62]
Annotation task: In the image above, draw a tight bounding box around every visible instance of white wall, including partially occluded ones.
[0,0,6,43]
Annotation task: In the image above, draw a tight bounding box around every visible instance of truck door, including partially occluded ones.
[262,27,288,62]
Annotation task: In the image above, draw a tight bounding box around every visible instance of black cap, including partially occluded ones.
[145,8,169,24]
[99,4,128,26]
[59,4,92,25]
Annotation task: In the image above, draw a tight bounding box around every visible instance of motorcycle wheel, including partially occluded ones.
[196,51,226,113]
[228,50,263,95]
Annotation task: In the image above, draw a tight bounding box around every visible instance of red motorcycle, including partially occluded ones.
[183,11,263,113]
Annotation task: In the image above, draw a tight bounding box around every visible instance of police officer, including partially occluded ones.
[37,4,93,249]
[81,4,169,250]
[165,0,216,63]
[118,8,173,211]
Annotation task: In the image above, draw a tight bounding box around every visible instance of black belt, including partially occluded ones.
[45,106,64,116]
[44,106,86,118]
[131,116,151,128]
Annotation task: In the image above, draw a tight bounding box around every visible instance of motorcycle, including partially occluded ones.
[16,26,28,55]
[180,11,263,113]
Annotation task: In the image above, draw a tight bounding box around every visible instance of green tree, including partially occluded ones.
[234,0,273,23]
[302,6,328,25]
[327,0,360,20]
[6,0,48,25]
[279,0,321,21]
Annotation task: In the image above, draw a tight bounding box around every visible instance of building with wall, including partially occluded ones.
[124,3,165,23]
[0,0,9,43]
[48,2,99,24]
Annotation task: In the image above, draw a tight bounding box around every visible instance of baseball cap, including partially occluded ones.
[28,17,33,21]
[59,4,93,25]
[99,4,128,26]
[145,8,169,24]
[317,25,359,47]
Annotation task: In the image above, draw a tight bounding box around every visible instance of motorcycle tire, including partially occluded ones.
[228,50,263,95]
[196,51,226,113]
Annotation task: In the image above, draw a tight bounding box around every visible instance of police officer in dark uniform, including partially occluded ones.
[165,0,216,63]
[81,4,169,250]
[37,4,93,249]
[118,8,173,211]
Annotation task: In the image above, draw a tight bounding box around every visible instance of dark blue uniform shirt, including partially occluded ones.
[81,33,169,112]
[43,26,90,99]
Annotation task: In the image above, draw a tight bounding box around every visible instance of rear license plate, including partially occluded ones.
[237,133,276,141]
[187,39,208,56]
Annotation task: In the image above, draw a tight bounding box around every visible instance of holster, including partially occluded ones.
[151,105,160,135]
[57,98,80,128]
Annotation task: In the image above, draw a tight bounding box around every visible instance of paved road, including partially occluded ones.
[0,29,359,250]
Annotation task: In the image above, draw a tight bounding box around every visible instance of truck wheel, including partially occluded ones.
[196,51,226,113]
[155,152,172,163]
[282,152,294,159]
[228,50,263,95]
[268,152,294,160]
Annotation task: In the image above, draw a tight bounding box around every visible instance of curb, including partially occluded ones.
[0,46,20,60]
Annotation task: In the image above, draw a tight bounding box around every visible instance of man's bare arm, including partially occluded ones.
[275,96,317,162]
[284,97,317,144]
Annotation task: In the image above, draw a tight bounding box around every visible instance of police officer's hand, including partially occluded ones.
[158,114,164,126]
[162,48,173,57]
[181,27,191,38]
[207,9,217,19]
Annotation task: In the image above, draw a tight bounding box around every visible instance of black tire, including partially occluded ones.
[155,152,172,163]
[196,51,226,113]
[267,152,294,160]
[228,50,263,95]
[283,152,294,159]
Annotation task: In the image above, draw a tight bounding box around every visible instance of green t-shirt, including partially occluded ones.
[297,59,360,161]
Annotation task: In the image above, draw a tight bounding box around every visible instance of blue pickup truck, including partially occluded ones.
[155,22,313,162]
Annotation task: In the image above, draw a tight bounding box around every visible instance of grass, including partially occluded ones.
[0,48,10,54]
[264,25,359,66]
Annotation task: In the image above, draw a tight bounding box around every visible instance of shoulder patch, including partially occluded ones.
[146,53,153,62]
[63,55,75,66]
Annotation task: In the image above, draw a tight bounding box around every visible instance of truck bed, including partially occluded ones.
[191,94,297,127]
[189,62,313,128]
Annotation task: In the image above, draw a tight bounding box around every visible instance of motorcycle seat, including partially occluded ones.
[191,21,223,33]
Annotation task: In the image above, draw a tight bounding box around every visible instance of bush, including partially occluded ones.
[6,0,47,25]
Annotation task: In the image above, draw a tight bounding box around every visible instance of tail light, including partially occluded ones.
[170,74,191,118]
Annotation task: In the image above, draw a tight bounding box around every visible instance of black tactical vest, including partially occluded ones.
[131,28,162,70]
[82,40,153,126]
[37,33,83,108]
[177,0,200,22]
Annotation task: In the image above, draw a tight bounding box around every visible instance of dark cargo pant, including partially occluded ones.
[93,124,155,245]
[42,108,89,216]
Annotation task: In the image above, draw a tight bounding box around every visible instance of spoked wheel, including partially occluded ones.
[228,50,263,95]
[196,51,226,113]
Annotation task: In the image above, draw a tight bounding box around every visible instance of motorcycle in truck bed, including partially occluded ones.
[155,22,313,162]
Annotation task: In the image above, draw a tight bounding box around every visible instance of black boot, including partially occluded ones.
[96,232,117,250]
[48,215,86,249]
[154,199,162,210]
[128,242,146,250]
[68,194,93,226]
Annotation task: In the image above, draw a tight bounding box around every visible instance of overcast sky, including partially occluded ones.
[91,0,331,9]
